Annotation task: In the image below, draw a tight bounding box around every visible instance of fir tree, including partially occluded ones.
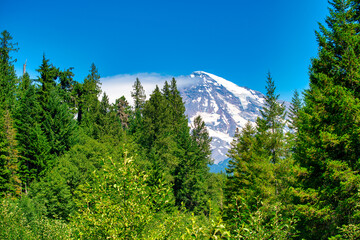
[256,72,286,166]
[294,1,360,238]
[36,55,59,107]
[174,115,213,213]
[131,77,146,111]
[14,83,50,184]
[191,115,212,162]
[115,96,130,129]
[225,123,257,203]
[129,78,146,134]
[78,63,102,137]
[0,109,21,197]
[288,89,302,131]
[0,30,18,110]
[40,88,77,164]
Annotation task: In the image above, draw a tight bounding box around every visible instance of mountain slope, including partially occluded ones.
[180,71,265,164]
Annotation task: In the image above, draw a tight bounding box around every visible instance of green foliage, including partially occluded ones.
[0,197,72,239]
[42,88,78,158]
[0,109,21,197]
[131,77,146,111]
[36,55,59,107]
[231,198,297,239]
[0,30,18,109]
[225,122,261,205]
[30,134,111,220]
[14,83,50,183]
[77,63,102,137]
[224,73,296,237]
[294,1,360,238]
[288,89,302,131]
[71,155,174,239]
[329,224,360,240]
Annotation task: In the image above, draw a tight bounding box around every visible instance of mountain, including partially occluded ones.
[180,71,266,167]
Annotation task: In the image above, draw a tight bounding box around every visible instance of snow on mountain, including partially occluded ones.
[180,71,266,164]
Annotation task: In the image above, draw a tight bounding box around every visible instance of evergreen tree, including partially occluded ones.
[42,88,77,159]
[14,83,50,184]
[58,67,75,111]
[169,78,188,137]
[129,78,146,134]
[294,1,360,238]
[288,89,302,131]
[224,74,293,235]
[141,85,166,149]
[256,72,286,166]
[0,30,18,110]
[36,55,59,107]
[77,63,101,137]
[191,115,212,162]
[19,72,31,94]
[174,115,213,212]
[0,109,21,197]
[225,123,257,204]
[131,77,146,111]
[115,96,130,129]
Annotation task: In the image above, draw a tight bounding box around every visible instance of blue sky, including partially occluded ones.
[1,0,329,101]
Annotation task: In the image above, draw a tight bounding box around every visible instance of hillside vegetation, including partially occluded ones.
[1,1,360,239]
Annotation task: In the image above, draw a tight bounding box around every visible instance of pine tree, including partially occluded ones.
[58,67,75,111]
[42,88,77,159]
[191,115,212,162]
[14,83,50,184]
[115,96,130,129]
[288,89,302,131]
[36,55,59,107]
[256,72,286,166]
[294,1,360,238]
[78,63,102,137]
[131,77,146,111]
[19,72,31,94]
[0,30,18,110]
[224,73,293,235]
[0,109,21,197]
[129,78,146,134]
[225,123,258,203]
[174,115,213,212]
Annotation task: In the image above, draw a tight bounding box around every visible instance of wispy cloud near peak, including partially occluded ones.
[100,72,196,105]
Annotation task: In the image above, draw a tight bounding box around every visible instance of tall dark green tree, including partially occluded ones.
[129,78,146,134]
[224,73,293,235]
[42,89,77,159]
[131,77,146,111]
[58,67,76,111]
[225,122,258,204]
[36,55,59,107]
[0,109,21,197]
[14,83,50,184]
[288,89,302,132]
[256,72,286,166]
[191,115,212,163]
[174,115,213,212]
[294,1,360,238]
[0,30,18,109]
[77,63,102,137]
[115,96,130,129]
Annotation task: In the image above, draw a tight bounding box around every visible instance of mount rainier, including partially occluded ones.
[180,71,266,168]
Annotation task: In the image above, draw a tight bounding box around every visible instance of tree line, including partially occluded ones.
[1,0,360,239]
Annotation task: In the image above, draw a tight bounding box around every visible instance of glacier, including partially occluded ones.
[180,71,266,165]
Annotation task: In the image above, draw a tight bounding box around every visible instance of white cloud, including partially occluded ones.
[100,72,196,105]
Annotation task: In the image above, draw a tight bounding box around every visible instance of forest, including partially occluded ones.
[1,1,360,239]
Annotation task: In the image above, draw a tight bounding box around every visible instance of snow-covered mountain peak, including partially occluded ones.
[180,71,266,164]
[190,71,265,110]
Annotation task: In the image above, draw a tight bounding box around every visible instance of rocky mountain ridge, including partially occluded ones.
[180,71,266,165]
